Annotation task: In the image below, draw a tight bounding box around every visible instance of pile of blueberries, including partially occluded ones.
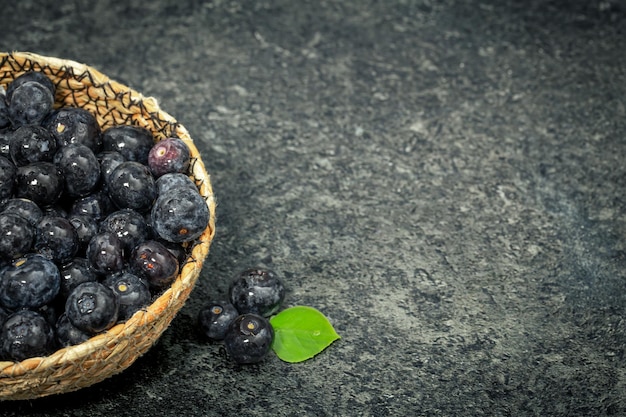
[197,268,285,364]
[0,71,210,362]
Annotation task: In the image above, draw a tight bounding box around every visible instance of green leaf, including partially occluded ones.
[270,306,340,363]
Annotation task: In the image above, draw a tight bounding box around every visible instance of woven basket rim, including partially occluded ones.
[0,51,216,399]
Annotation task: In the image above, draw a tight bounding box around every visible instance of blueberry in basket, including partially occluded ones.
[107,161,157,213]
[53,143,101,198]
[102,272,151,321]
[102,125,154,164]
[7,81,54,127]
[14,161,65,207]
[65,281,119,335]
[0,55,213,400]
[0,212,34,260]
[42,107,102,152]
[9,125,58,166]
[0,309,55,361]
[130,240,180,290]
[0,155,16,201]
[147,137,191,178]
[0,253,60,311]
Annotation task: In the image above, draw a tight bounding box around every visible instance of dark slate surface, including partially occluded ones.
[2,0,626,415]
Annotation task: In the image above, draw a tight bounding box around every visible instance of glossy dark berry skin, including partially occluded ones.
[86,232,125,275]
[97,150,126,186]
[151,188,209,243]
[9,125,58,166]
[229,268,285,317]
[0,253,60,311]
[0,309,55,361]
[130,240,179,289]
[6,71,55,103]
[0,198,43,226]
[65,281,119,334]
[15,161,64,207]
[7,81,54,127]
[99,209,149,253]
[101,125,154,165]
[0,128,12,157]
[53,143,101,197]
[70,190,114,221]
[59,257,98,298]
[34,216,79,264]
[102,272,151,321]
[224,313,274,364]
[107,161,156,213]
[68,214,99,254]
[155,172,198,195]
[0,93,10,130]
[42,107,102,152]
[55,312,90,347]
[197,301,239,341]
[148,137,191,178]
[0,155,16,201]
[0,212,34,260]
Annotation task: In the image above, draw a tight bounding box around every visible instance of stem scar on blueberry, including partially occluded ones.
[117,283,128,293]
[211,306,223,315]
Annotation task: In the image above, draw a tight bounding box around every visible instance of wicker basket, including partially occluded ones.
[0,51,216,400]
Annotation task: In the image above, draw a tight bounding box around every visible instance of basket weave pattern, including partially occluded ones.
[0,51,216,400]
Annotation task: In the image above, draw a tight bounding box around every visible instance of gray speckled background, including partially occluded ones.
[2,0,626,415]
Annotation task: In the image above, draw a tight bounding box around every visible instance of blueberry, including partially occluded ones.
[43,204,68,219]
[7,81,54,127]
[101,125,154,165]
[6,71,55,103]
[97,150,126,186]
[0,212,34,260]
[0,155,16,201]
[223,313,274,364]
[65,281,119,334]
[53,143,101,198]
[129,240,179,289]
[0,198,43,226]
[0,253,60,311]
[86,231,125,275]
[229,268,285,317]
[34,215,79,264]
[148,137,191,178]
[0,310,55,361]
[15,161,64,207]
[197,301,239,341]
[68,214,99,254]
[102,272,151,321]
[0,91,9,129]
[55,312,90,347]
[151,188,209,243]
[42,107,102,152]
[70,190,114,221]
[0,128,12,158]
[8,125,58,166]
[107,161,156,213]
[99,208,149,253]
[0,306,7,326]
[59,257,99,298]
[155,172,198,195]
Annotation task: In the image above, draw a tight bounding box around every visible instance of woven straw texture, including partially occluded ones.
[0,51,216,400]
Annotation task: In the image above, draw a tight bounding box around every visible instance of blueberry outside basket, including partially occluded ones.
[0,51,216,400]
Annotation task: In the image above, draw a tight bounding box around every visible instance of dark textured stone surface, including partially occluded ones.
[2,0,626,415]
